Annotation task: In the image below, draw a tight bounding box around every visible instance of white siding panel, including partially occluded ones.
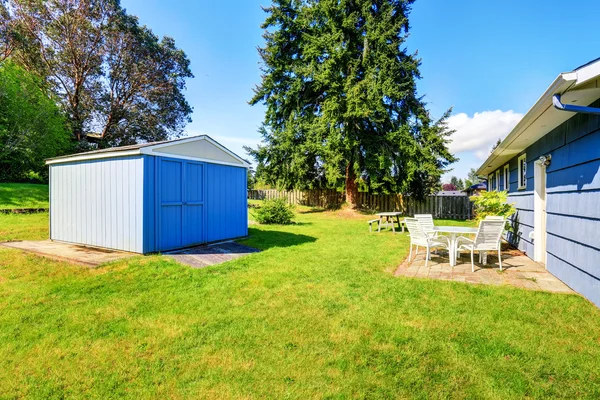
[49,156,144,253]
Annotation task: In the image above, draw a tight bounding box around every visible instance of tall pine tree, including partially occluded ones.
[248,0,456,206]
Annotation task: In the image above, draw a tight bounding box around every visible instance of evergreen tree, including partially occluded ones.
[450,176,464,190]
[490,138,502,154]
[248,0,456,206]
[465,167,480,188]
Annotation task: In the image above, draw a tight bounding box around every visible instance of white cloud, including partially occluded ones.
[447,110,523,160]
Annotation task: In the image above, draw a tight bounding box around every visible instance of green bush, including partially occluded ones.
[471,191,516,228]
[253,198,295,225]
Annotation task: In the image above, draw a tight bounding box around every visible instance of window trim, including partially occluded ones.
[488,174,493,191]
[495,170,500,191]
[518,154,527,190]
[503,164,509,192]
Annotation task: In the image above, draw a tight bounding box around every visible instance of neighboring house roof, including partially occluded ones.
[46,135,251,168]
[464,182,487,192]
[476,58,600,176]
[437,191,467,196]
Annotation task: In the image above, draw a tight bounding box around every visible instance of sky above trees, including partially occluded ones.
[120,0,600,181]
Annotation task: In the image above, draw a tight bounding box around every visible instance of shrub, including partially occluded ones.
[253,198,295,224]
[471,191,516,228]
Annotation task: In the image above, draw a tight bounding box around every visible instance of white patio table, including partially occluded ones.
[434,226,478,267]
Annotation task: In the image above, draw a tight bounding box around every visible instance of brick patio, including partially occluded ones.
[394,249,574,294]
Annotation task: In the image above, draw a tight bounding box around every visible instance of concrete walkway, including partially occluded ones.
[165,242,260,269]
[395,249,574,294]
[1,240,134,267]
[1,240,260,269]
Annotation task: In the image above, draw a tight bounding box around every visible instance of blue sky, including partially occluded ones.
[121,0,600,182]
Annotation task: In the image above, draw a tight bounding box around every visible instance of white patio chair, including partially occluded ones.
[404,218,450,268]
[482,216,506,262]
[414,214,438,238]
[456,219,505,272]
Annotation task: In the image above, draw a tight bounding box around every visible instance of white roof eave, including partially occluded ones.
[46,135,251,168]
[476,71,580,176]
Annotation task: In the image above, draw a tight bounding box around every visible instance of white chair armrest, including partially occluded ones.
[456,236,474,245]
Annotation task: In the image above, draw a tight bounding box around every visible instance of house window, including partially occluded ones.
[488,174,493,191]
[495,170,500,191]
[503,164,509,192]
[518,154,527,190]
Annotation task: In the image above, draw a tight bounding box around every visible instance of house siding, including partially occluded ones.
[492,99,600,306]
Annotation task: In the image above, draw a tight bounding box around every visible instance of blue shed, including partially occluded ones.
[477,58,600,306]
[46,135,250,254]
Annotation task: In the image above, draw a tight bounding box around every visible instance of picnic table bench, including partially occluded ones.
[369,212,405,233]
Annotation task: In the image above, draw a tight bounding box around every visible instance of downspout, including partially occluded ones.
[552,94,600,115]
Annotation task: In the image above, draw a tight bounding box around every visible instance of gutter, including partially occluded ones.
[552,94,600,115]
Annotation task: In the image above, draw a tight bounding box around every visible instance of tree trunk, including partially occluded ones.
[345,161,359,209]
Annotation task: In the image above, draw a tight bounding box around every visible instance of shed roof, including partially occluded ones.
[46,135,251,168]
[476,58,600,176]
[465,182,487,191]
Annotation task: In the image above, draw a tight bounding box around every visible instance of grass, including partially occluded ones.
[0,206,599,398]
[0,183,49,209]
[0,212,49,241]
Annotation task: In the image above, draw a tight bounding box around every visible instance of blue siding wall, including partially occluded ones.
[492,99,600,306]
[143,156,247,252]
[205,163,248,243]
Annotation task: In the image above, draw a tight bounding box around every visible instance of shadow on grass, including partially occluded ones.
[297,208,327,214]
[0,183,49,209]
[244,227,317,250]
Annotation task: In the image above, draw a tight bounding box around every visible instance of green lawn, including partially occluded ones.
[0,212,49,241]
[0,183,49,209]
[0,207,599,398]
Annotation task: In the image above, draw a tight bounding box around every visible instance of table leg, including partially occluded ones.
[378,217,382,233]
[391,216,395,233]
[449,233,457,267]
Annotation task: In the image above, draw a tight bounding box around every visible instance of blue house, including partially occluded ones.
[46,135,250,254]
[477,59,600,306]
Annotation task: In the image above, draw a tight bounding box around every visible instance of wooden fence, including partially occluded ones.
[248,189,473,220]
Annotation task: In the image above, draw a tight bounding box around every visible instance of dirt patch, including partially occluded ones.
[502,243,526,256]
[0,208,49,214]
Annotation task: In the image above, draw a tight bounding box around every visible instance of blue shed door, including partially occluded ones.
[184,161,205,246]
[158,158,205,251]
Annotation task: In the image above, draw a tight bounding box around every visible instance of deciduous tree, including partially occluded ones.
[248,0,456,206]
[6,0,192,147]
[0,61,71,182]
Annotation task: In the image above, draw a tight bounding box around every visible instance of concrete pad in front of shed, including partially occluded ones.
[165,241,259,269]
[1,240,135,267]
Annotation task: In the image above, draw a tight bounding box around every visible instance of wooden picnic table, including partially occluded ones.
[376,212,405,233]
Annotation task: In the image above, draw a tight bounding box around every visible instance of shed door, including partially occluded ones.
[184,161,205,246]
[158,158,205,251]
